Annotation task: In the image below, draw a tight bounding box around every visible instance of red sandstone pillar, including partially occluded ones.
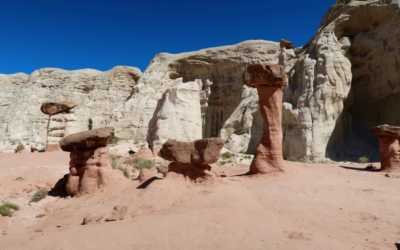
[243,63,287,174]
[373,124,400,172]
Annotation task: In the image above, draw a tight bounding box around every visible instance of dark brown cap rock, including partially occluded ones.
[243,63,287,88]
[41,102,77,115]
[59,127,115,152]
[373,124,400,138]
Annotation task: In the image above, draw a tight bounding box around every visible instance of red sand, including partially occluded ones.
[1,151,400,249]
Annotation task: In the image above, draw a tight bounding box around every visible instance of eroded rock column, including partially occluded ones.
[243,63,287,174]
[158,138,224,183]
[59,127,116,196]
[373,124,400,172]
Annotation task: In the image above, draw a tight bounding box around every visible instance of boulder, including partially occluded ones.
[243,63,286,174]
[158,138,224,165]
[158,138,223,183]
[40,102,77,115]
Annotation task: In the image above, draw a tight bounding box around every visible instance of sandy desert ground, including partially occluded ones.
[0,143,400,250]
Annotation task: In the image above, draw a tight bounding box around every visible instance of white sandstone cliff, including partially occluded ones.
[108,40,280,152]
[0,66,141,144]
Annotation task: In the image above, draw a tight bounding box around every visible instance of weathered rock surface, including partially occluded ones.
[373,124,400,172]
[158,138,224,165]
[40,102,77,115]
[60,127,117,196]
[0,66,141,144]
[243,63,286,174]
[108,40,280,151]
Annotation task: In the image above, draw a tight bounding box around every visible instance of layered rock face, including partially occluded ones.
[243,63,287,174]
[158,138,224,182]
[0,67,141,144]
[59,127,117,196]
[108,41,280,152]
[373,125,400,172]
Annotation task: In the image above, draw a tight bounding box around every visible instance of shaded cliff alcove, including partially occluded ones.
[325,2,400,161]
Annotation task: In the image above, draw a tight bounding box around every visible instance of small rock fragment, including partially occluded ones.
[15,143,25,153]
[82,215,103,225]
[219,171,227,178]
[105,206,127,222]
[138,168,156,183]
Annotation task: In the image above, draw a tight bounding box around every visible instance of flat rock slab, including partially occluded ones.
[158,138,224,165]
[40,102,77,115]
[59,127,115,152]
[373,124,400,138]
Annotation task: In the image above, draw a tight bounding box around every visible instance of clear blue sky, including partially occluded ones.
[0,0,337,74]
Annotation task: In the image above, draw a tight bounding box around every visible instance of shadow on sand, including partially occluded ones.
[340,166,380,172]
[136,177,163,189]
[48,174,69,198]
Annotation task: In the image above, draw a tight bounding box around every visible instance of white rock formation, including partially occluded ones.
[0,73,29,141]
[0,66,141,144]
[282,31,352,159]
[108,40,280,153]
[147,80,203,147]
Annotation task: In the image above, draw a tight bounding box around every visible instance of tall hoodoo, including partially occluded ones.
[243,63,287,174]
[372,124,400,172]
